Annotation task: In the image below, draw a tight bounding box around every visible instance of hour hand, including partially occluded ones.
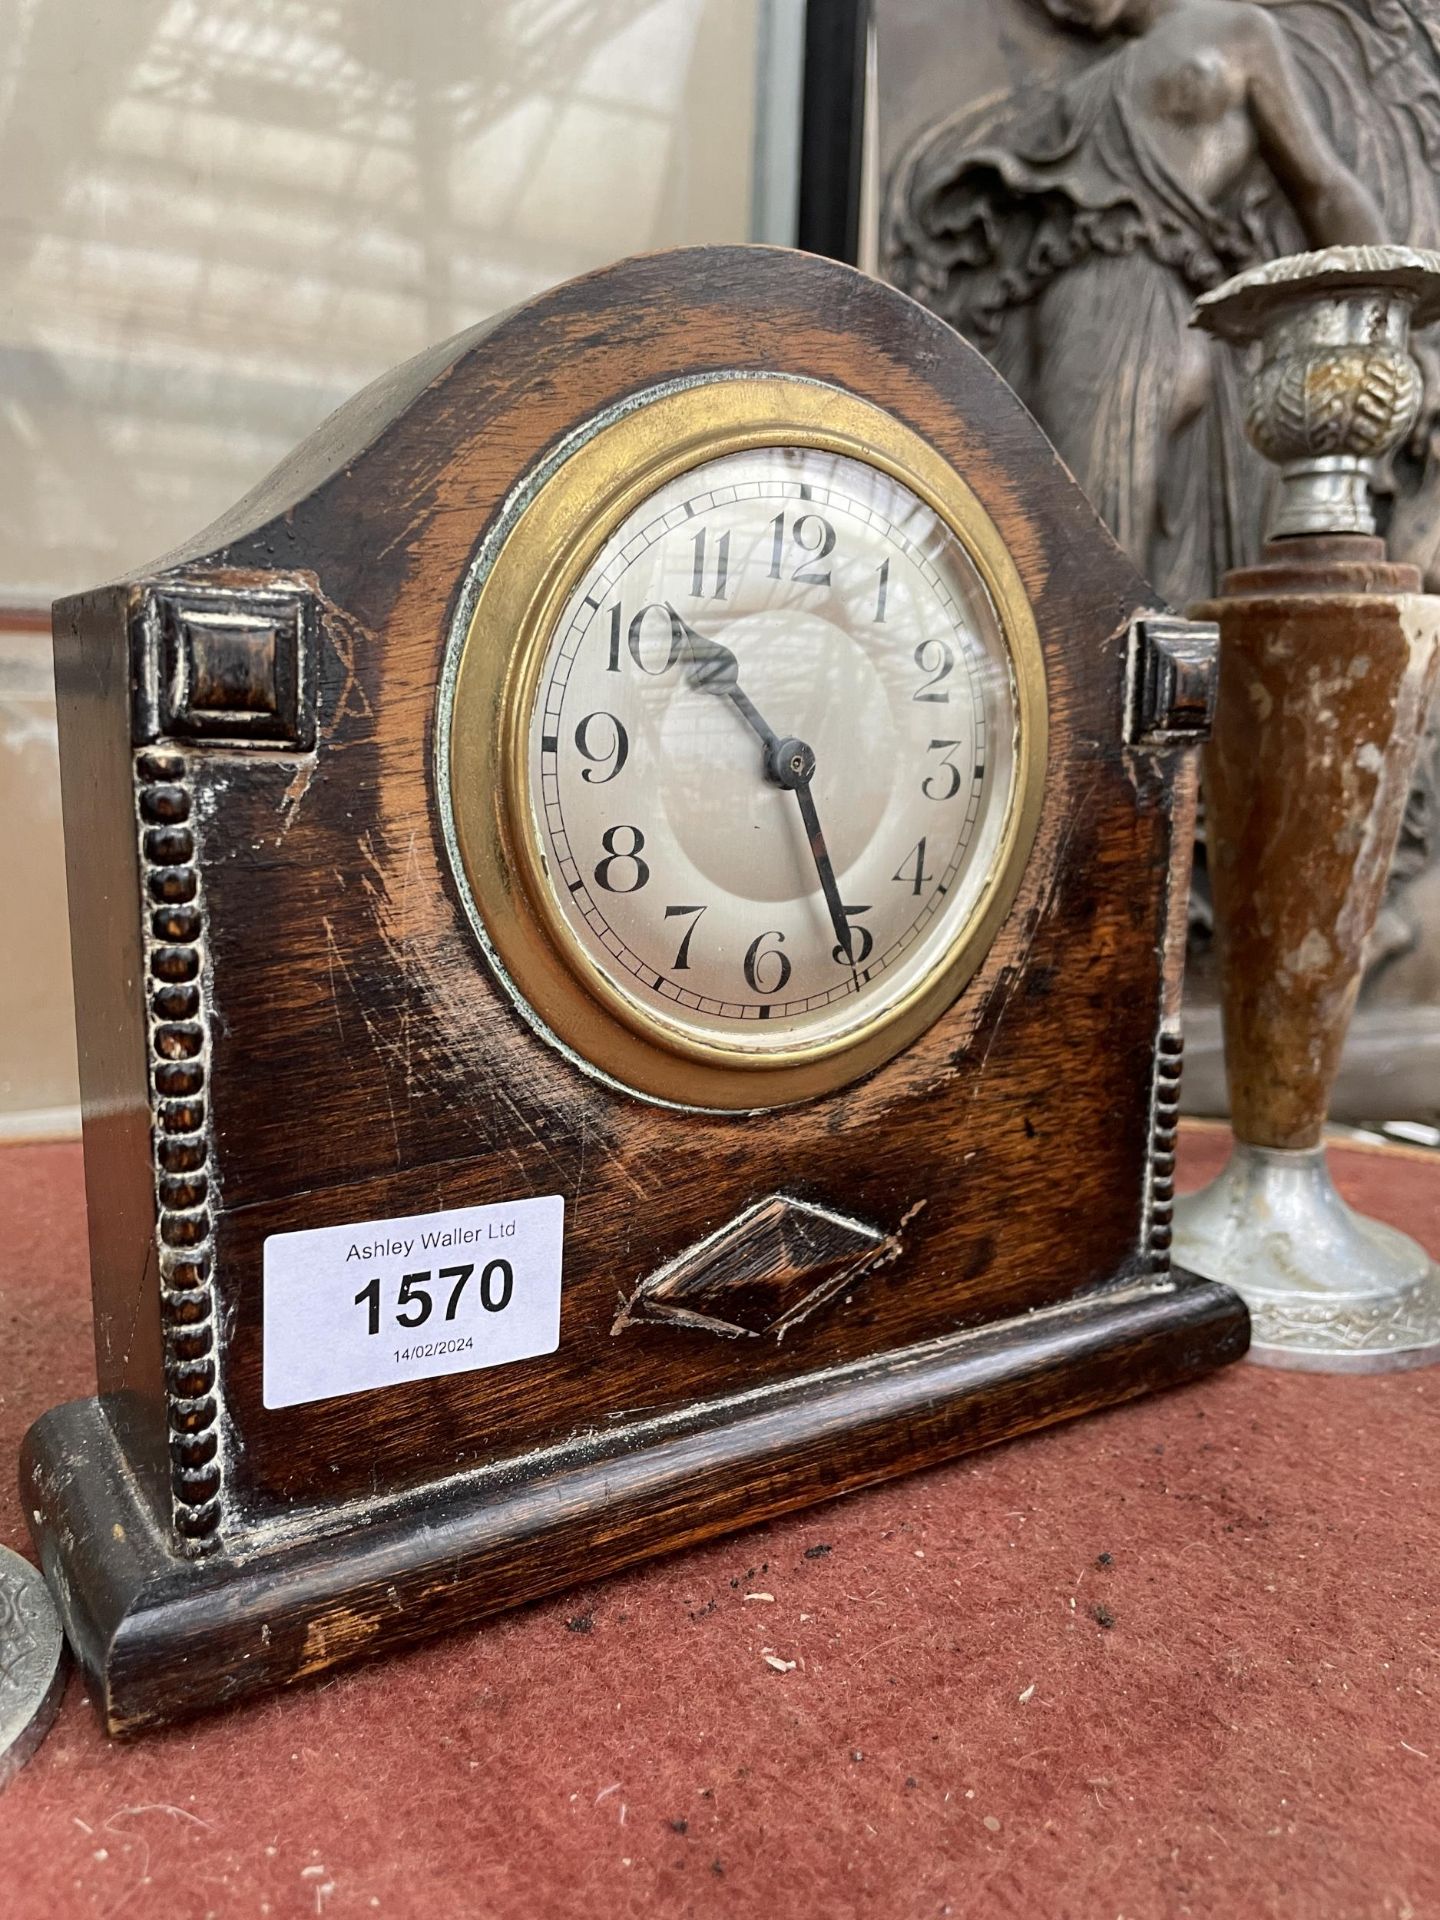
[667,606,781,757]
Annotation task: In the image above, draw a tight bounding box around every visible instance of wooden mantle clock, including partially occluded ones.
[23,248,1247,1732]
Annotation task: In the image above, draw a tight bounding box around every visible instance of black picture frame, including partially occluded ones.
[796,0,871,264]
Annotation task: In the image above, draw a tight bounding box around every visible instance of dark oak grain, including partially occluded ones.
[28,246,1245,1728]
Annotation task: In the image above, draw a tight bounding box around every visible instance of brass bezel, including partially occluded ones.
[443,376,1048,1111]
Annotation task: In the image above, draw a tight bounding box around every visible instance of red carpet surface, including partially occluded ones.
[0,1127,1435,1920]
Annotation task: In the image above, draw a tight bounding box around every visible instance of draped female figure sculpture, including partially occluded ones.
[885,0,1440,610]
[885,0,1440,1084]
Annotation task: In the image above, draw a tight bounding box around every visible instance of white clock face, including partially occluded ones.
[523,445,1019,1058]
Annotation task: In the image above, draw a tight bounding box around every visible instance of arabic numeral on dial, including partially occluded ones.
[663,903,708,970]
[913,638,954,701]
[574,711,629,784]
[629,602,682,675]
[792,514,835,585]
[873,557,890,624]
[893,838,932,897]
[689,526,731,600]
[744,929,792,996]
[767,509,835,587]
[833,904,874,967]
[594,824,650,894]
[922,738,963,800]
[604,601,681,675]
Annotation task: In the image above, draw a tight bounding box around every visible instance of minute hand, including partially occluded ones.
[790,775,858,975]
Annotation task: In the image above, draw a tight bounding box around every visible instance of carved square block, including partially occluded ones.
[1129,616,1220,746]
[134,581,317,749]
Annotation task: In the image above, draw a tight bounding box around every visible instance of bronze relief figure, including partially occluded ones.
[884,0,1440,1114]
[886,0,1439,607]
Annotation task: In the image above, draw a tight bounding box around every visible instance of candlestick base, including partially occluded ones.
[1173,1142,1440,1372]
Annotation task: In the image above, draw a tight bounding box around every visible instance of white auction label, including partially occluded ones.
[262,1195,564,1409]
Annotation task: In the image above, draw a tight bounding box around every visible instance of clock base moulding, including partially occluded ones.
[25,246,1247,1733]
[24,1273,1244,1734]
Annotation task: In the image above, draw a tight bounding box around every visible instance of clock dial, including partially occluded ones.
[522,445,1020,1058]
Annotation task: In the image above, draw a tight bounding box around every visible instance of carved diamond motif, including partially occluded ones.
[613,1194,900,1342]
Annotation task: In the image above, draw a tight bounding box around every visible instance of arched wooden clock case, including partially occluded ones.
[23,248,1246,1732]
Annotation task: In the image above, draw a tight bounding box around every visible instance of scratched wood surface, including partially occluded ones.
[31,247,1250,1729]
[50,248,1193,1523]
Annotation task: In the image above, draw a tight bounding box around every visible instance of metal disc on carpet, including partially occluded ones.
[0,1544,66,1786]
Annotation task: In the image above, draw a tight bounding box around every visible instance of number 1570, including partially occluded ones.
[353,1261,514,1335]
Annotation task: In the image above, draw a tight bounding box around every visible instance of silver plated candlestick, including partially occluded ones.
[1174,246,1440,1371]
